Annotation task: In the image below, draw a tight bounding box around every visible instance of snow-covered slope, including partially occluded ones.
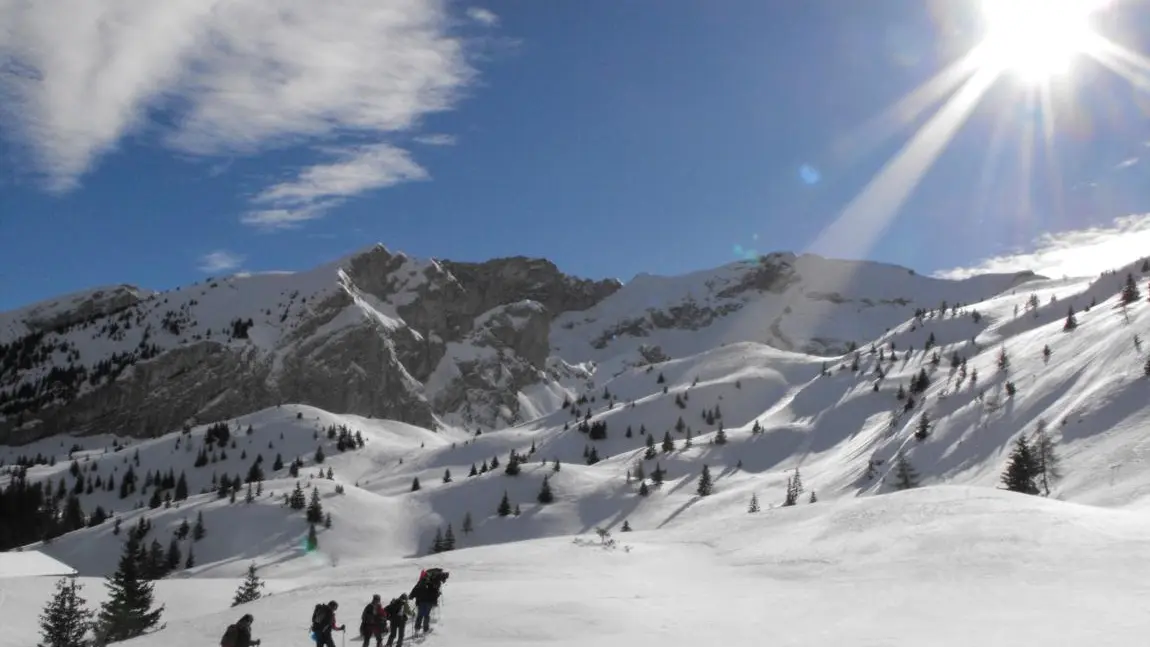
[7,486,1150,647]
[7,244,1150,646]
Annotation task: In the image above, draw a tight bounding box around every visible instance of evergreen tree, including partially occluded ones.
[165,538,181,573]
[306,524,318,552]
[747,493,760,513]
[1001,435,1040,495]
[430,528,444,554]
[443,469,452,483]
[914,413,930,441]
[96,536,164,643]
[411,477,421,492]
[537,475,555,504]
[1031,419,1062,496]
[38,576,93,647]
[892,451,919,490]
[468,464,478,477]
[272,454,284,471]
[461,512,474,535]
[1063,306,1078,331]
[289,482,307,509]
[696,465,713,496]
[714,425,727,445]
[231,563,265,606]
[192,512,205,541]
[996,346,1010,372]
[173,473,188,501]
[621,521,632,532]
[184,546,195,569]
[443,524,456,550]
[661,431,674,453]
[497,491,512,517]
[306,487,324,524]
[1121,272,1141,305]
[638,481,650,496]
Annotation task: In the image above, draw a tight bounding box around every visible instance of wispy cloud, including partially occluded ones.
[1116,157,1139,169]
[197,250,244,273]
[466,7,500,26]
[414,133,458,146]
[243,143,428,229]
[934,214,1150,280]
[0,0,484,215]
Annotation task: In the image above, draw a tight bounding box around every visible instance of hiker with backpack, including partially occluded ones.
[311,600,345,647]
[220,613,261,647]
[409,568,448,635]
[360,594,387,647]
[383,594,412,647]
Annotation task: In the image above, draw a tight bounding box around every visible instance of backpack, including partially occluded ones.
[311,603,329,632]
[384,598,404,619]
[220,624,239,647]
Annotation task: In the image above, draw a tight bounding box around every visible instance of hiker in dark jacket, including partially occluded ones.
[383,594,412,647]
[221,613,261,647]
[409,575,440,634]
[312,600,345,647]
[360,594,386,647]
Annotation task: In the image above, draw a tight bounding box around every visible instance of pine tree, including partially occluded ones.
[892,451,919,490]
[411,477,421,492]
[537,475,555,504]
[165,538,181,573]
[443,524,456,551]
[714,425,727,445]
[430,527,445,554]
[638,480,650,496]
[443,469,452,483]
[696,465,713,496]
[1001,435,1040,494]
[184,546,195,569]
[174,473,188,501]
[914,413,930,441]
[96,536,164,643]
[1031,419,1061,496]
[1063,306,1078,331]
[306,524,319,551]
[747,493,760,513]
[621,521,632,531]
[192,512,205,541]
[306,487,324,524]
[38,576,93,647]
[1121,272,1141,304]
[461,512,474,535]
[497,491,512,517]
[231,563,265,607]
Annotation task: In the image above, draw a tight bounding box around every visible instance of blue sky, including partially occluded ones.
[3,0,1150,311]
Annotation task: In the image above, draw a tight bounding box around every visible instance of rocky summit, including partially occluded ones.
[0,244,1035,444]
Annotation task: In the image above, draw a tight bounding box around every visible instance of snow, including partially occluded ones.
[0,551,76,578]
[7,487,1150,646]
[9,246,1150,645]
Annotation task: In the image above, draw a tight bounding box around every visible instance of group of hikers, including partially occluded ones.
[221,568,450,647]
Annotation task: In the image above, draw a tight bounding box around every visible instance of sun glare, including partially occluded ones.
[978,0,1105,82]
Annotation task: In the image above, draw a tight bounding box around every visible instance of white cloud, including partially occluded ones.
[243,143,428,229]
[466,7,499,26]
[934,213,1150,280]
[414,133,458,146]
[1116,157,1139,169]
[0,0,478,206]
[197,250,244,273]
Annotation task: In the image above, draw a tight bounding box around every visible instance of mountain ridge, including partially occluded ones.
[0,245,1043,445]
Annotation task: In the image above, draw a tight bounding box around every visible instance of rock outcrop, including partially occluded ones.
[0,245,621,443]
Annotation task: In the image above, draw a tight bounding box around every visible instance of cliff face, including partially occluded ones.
[0,245,621,443]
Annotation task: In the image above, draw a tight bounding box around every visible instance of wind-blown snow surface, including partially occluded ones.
[6,487,1150,647]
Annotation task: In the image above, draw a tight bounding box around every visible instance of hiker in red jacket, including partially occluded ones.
[360,594,386,647]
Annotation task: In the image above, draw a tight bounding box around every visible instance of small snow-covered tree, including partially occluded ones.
[892,451,919,490]
[38,577,93,647]
[1001,436,1040,495]
[1031,419,1061,496]
[537,475,555,504]
[696,465,713,496]
[748,493,760,513]
[497,491,512,517]
[231,563,265,607]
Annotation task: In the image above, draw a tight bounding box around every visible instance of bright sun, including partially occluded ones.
[979,0,1106,82]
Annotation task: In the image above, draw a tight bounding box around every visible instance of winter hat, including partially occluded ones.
[372,594,381,602]
[240,614,254,624]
